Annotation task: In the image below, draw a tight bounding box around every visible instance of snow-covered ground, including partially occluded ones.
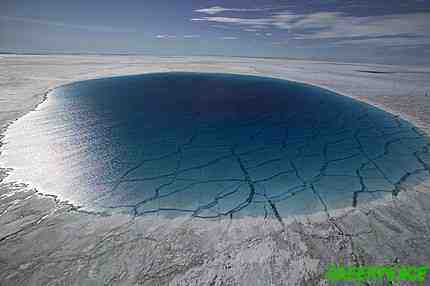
[1,55,430,285]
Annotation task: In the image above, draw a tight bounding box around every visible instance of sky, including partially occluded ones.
[1,0,430,65]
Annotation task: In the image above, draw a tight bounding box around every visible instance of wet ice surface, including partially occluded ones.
[2,72,430,218]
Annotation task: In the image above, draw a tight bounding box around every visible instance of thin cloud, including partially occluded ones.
[156,34,177,39]
[191,16,272,26]
[290,13,430,50]
[221,36,238,40]
[332,35,430,47]
[292,12,430,40]
[192,11,430,46]
[156,34,200,39]
[0,15,135,33]
[194,6,272,15]
[191,11,300,30]
[243,28,259,32]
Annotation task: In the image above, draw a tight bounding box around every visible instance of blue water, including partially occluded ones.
[2,72,430,218]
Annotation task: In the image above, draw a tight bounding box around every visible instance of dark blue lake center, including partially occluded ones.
[2,72,430,218]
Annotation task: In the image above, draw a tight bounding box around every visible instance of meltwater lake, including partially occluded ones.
[1,72,430,218]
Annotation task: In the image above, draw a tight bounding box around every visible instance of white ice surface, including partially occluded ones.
[1,55,430,285]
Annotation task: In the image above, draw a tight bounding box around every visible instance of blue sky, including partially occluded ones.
[1,0,430,64]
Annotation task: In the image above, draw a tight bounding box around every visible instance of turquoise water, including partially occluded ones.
[2,72,430,218]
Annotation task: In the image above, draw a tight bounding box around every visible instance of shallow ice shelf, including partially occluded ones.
[1,72,430,218]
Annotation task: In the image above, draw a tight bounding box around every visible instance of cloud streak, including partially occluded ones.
[291,12,430,40]
[191,16,272,26]
[192,10,430,46]
[194,6,273,15]
[156,34,201,39]
[156,34,176,39]
[183,35,200,38]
